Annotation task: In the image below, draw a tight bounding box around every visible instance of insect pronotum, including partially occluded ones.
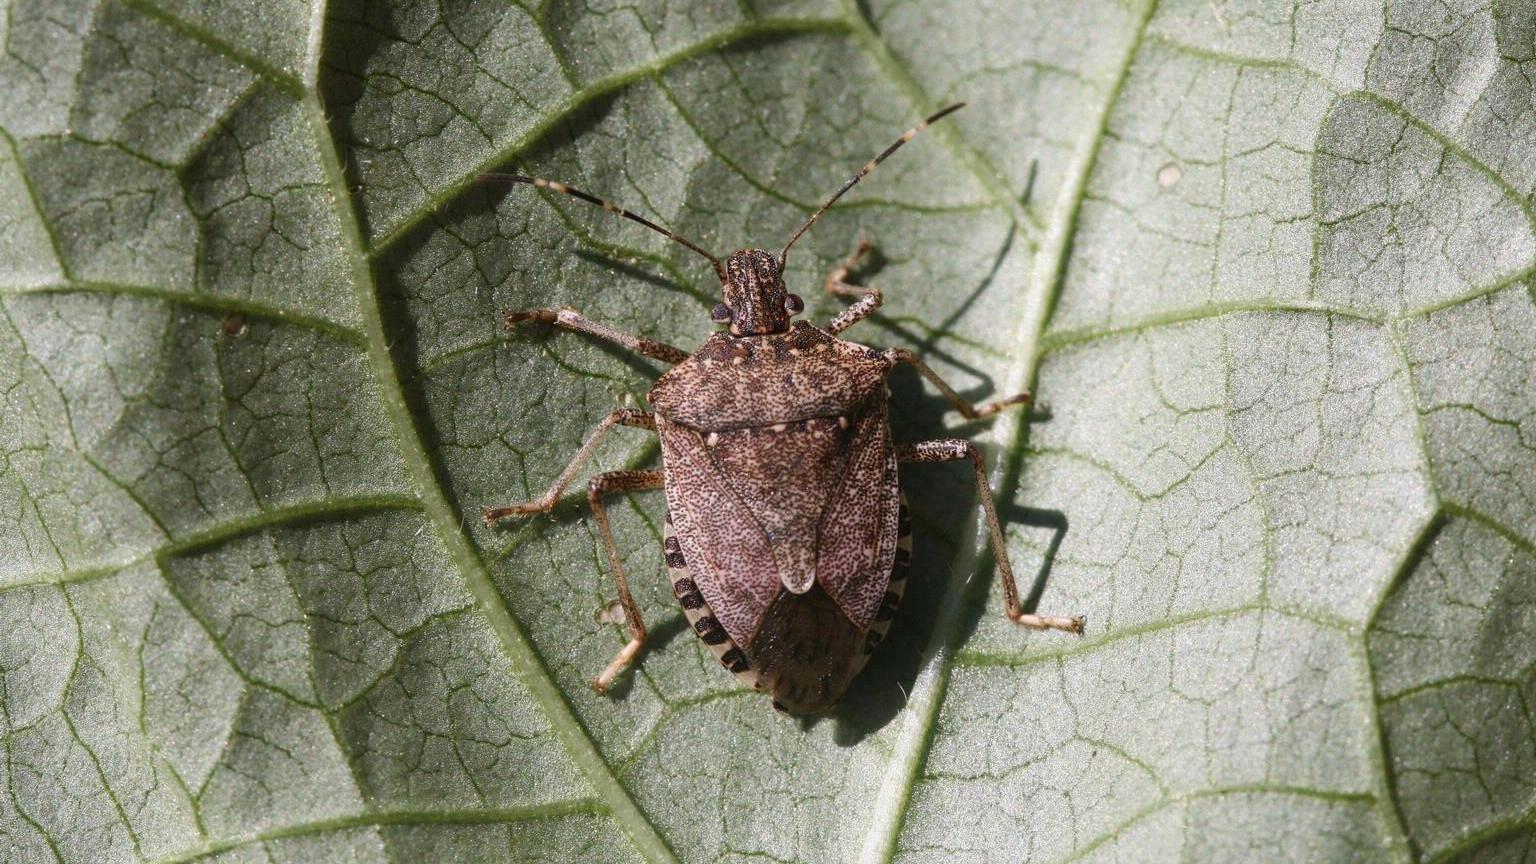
[482,103,1084,714]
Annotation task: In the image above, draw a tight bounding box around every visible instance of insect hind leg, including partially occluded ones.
[897,440,1083,634]
[585,469,665,693]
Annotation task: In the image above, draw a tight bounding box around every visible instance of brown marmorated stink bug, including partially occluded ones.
[482,104,1084,714]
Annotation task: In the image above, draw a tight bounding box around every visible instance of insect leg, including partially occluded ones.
[823,239,882,334]
[503,307,690,365]
[897,440,1084,634]
[586,468,665,693]
[482,409,656,525]
[886,348,1032,419]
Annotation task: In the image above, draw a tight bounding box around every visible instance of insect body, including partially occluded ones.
[483,104,1083,714]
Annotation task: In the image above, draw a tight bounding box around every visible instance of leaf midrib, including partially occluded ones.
[847,1,1160,860]
[299,5,681,861]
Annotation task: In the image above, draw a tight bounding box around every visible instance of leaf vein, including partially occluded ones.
[852,2,1159,862]
[301,9,680,856]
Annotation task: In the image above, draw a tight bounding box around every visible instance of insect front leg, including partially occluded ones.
[823,238,882,334]
[585,468,665,693]
[482,409,656,524]
[503,307,690,364]
[886,348,1032,419]
[897,440,1084,634]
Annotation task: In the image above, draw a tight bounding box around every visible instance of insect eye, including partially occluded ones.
[784,294,804,315]
[710,303,733,323]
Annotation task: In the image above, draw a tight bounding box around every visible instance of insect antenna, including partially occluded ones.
[478,173,727,283]
[778,102,965,269]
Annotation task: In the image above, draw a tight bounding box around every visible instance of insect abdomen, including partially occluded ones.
[747,581,861,713]
[663,497,911,714]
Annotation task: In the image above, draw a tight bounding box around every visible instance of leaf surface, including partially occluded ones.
[1,0,1533,861]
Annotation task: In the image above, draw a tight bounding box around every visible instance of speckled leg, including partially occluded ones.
[886,348,1031,420]
[482,409,656,524]
[823,239,882,334]
[897,440,1084,634]
[585,469,665,693]
[503,307,690,364]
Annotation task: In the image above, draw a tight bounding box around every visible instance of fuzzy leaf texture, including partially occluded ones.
[2,0,1534,862]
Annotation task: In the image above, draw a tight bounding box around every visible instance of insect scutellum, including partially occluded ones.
[478,102,966,338]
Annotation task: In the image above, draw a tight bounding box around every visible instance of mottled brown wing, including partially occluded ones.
[655,416,823,646]
[813,402,900,631]
[708,417,850,595]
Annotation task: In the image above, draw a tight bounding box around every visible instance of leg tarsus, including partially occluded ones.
[897,439,1082,634]
[1011,611,1086,632]
[482,409,656,526]
[503,307,559,327]
[585,469,663,692]
[504,306,689,365]
[887,347,1032,420]
[592,637,645,693]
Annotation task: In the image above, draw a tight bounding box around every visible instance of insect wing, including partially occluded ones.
[657,419,787,646]
[813,404,901,631]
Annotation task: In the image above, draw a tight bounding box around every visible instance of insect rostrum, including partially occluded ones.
[482,104,1084,715]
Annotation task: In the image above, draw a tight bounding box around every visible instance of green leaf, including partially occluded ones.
[2,0,1533,861]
